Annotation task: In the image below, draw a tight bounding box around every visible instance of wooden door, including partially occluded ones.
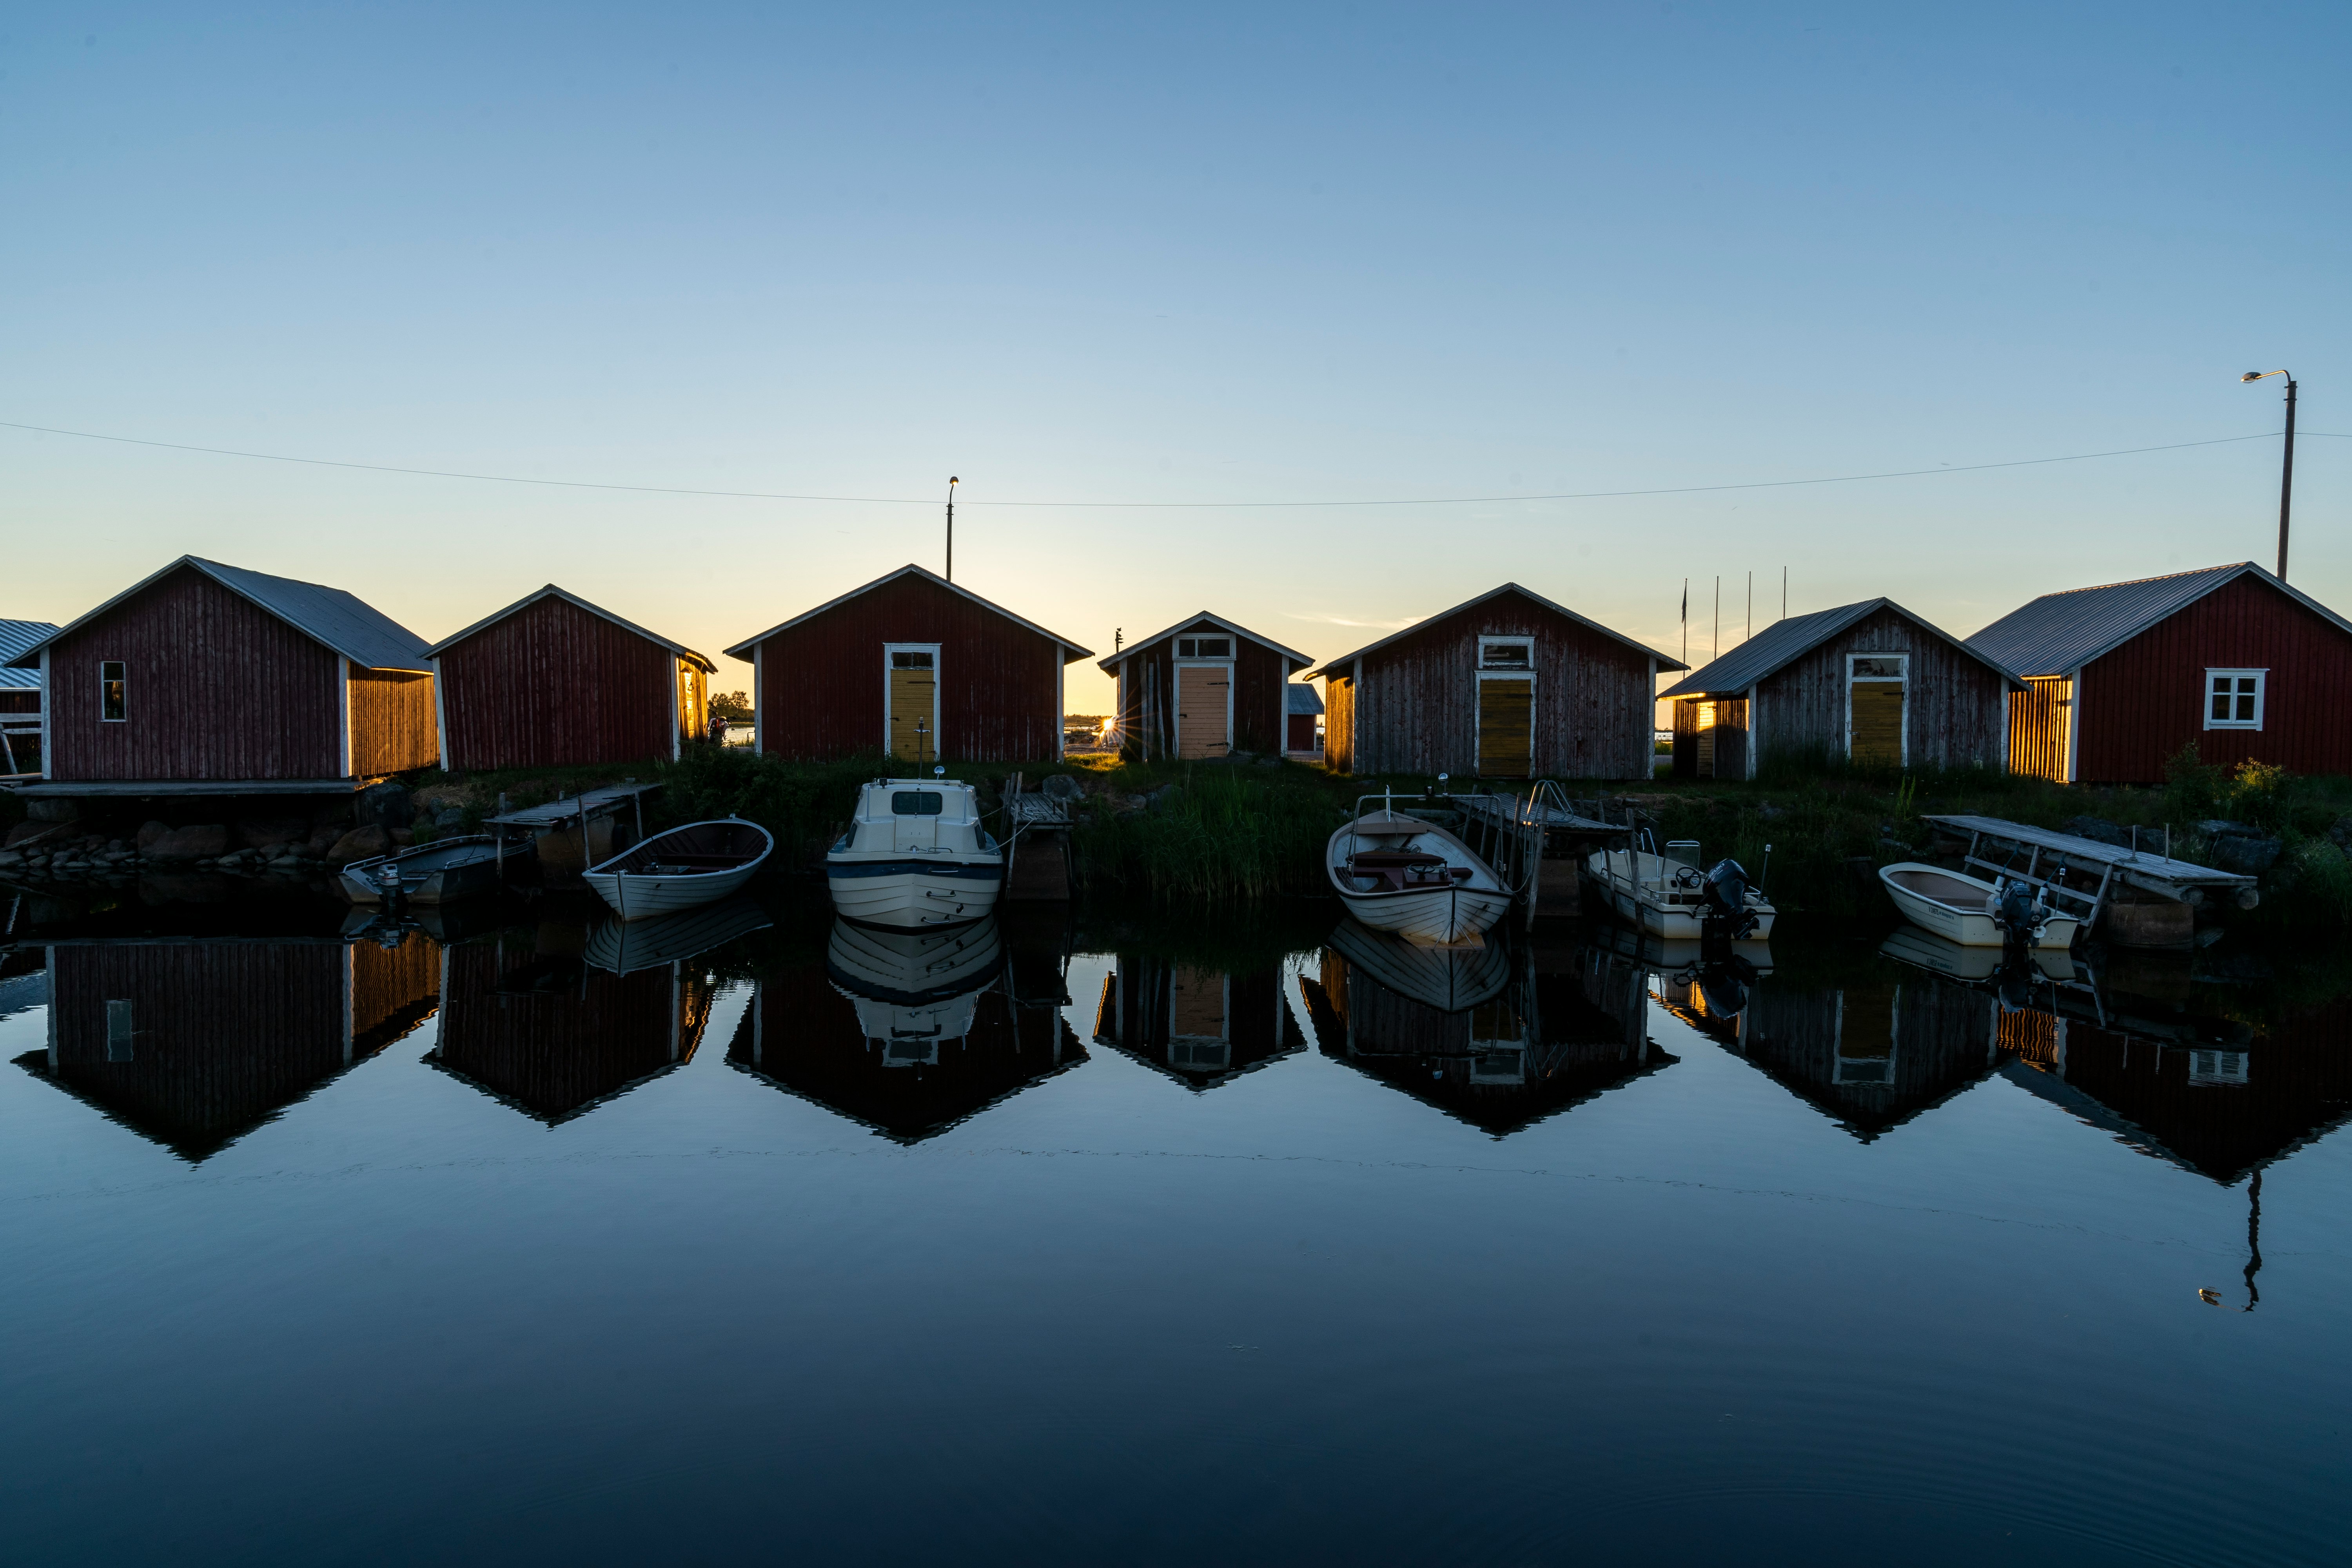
[889,654,937,762]
[1849,681,1904,766]
[1477,678,1532,777]
[1695,701,1717,779]
[1168,965,1229,1070]
[1176,664,1229,759]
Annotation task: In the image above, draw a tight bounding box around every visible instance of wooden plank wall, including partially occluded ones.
[1756,605,2009,770]
[1352,591,1653,778]
[1112,622,1290,756]
[1740,975,1996,1138]
[2077,573,2352,782]
[1091,958,1286,1081]
[2008,677,2072,782]
[348,670,438,776]
[750,574,1066,762]
[1323,673,1355,772]
[45,565,341,780]
[437,595,675,771]
[432,940,703,1121]
[350,932,441,1053]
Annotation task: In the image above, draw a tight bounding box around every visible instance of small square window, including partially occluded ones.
[2204,670,2264,730]
[1479,639,1533,670]
[101,661,127,721]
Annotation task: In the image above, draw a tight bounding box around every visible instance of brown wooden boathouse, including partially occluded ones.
[1097,612,1312,761]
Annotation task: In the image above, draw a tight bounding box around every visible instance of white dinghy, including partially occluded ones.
[1878,861,2078,950]
[826,776,1004,929]
[584,818,773,922]
[1325,794,1513,947]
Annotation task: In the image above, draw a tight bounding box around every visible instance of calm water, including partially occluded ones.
[2,883,2348,1565]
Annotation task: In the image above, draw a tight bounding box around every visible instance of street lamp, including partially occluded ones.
[945,476,959,582]
[2241,370,2297,580]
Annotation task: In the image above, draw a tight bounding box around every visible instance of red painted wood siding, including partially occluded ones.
[1111,619,1291,756]
[349,670,439,776]
[747,573,1068,762]
[2077,574,2352,783]
[46,565,342,780]
[437,595,680,770]
[1351,590,1654,778]
[1755,605,2010,770]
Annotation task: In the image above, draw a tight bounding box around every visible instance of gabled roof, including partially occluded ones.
[424,585,716,672]
[1097,611,1312,675]
[722,564,1094,664]
[4,557,432,673]
[1659,598,2026,699]
[1299,583,1685,680]
[0,619,59,689]
[1287,683,1324,716]
[1966,562,2352,677]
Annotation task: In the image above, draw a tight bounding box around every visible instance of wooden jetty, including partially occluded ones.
[1444,784,1631,918]
[1920,814,2258,946]
[1001,774,1074,900]
[485,781,663,877]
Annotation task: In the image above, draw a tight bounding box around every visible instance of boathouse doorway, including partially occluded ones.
[1847,654,1906,767]
[1475,637,1534,778]
[1173,635,1233,759]
[886,643,940,763]
[1168,965,1230,1071]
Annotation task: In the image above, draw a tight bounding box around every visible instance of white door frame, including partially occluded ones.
[1171,655,1236,756]
[1473,636,1538,774]
[1844,652,1908,766]
[883,642,943,761]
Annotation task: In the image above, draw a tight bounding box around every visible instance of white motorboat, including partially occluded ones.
[826,777,1004,929]
[1878,861,2078,950]
[1584,847,1776,940]
[584,818,773,922]
[338,834,504,905]
[825,917,1005,1064]
[1325,797,1513,947]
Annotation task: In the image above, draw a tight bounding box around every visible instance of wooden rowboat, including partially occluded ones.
[1325,799,1512,946]
[1878,861,2078,950]
[584,818,773,922]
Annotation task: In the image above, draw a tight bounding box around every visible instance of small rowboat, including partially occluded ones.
[584,818,773,922]
[1878,861,2078,950]
[338,835,504,906]
[1325,799,1512,946]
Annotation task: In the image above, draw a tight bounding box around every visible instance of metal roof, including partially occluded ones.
[1657,597,2025,699]
[1300,583,1684,680]
[1965,562,2352,677]
[1097,611,1312,675]
[722,564,1093,664]
[1287,683,1324,715]
[0,619,59,689]
[5,557,432,673]
[425,585,716,671]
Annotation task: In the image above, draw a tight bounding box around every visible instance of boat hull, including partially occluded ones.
[827,855,1004,929]
[338,837,505,906]
[1878,862,2077,949]
[585,861,761,921]
[1338,882,1514,946]
[1583,850,1777,940]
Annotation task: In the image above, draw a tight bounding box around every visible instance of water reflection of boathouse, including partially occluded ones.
[1092,955,1305,1089]
[14,933,440,1160]
[1299,929,1669,1135]
[426,920,718,1123]
[726,916,1084,1143]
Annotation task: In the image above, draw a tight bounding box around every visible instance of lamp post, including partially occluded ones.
[2240,371,2297,580]
[945,476,959,582]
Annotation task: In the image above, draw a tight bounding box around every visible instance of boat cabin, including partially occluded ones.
[1096,612,1312,761]
[840,778,995,857]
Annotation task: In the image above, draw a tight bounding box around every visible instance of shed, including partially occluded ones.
[1965,563,2352,784]
[0,618,60,778]
[1301,584,1681,779]
[1090,955,1303,1089]
[1286,682,1324,756]
[724,565,1093,764]
[3,557,437,796]
[1658,599,2025,780]
[1096,612,1310,761]
[1725,969,1999,1142]
[425,585,716,773]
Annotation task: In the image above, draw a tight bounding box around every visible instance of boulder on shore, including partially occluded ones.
[356,781,414,831]
[238,818,312,849]
[135,820,171,850]
[326,824,391,866]
[148,824,230,860]
[4,821,61,849]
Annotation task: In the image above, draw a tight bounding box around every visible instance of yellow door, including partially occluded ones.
[1849,681,1904,766]
[1176,665,1229,758]
[889,655,936,761]
[1168,965,1229,1071]
[1477,677,1532,777]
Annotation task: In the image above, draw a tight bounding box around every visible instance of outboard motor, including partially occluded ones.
[1986,875,2051,946]
[1696,951,1760,1020]
[1701,858,1759,940]
[372,860,406,909]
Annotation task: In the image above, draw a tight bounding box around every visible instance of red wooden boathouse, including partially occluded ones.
[724,565,1093,764]
[1967,563,2352,784]
[1096,612,1311,761]
[1658,599,2024,779]
[426,586,716,773]
[1303,584,1681,779]
[4,557,437,798]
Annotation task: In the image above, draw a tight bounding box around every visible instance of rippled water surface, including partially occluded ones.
[2,886,2347,1564]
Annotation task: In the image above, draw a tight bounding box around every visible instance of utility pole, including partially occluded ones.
[1712,575,1719,664]
[1781,566,1787,622]
[945,476,959,581]
[1746,571,1752,646]
[2240,372,2297,580]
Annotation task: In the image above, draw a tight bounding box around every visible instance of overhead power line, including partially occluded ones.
[0,418,2338,511]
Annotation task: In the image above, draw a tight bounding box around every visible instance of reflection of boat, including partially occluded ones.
[1878,927,2075,984]
[585,818,773,922]
[826,778,1004,929]
[1587,920,1775,980]
[1328,917,1511,1012]
[1879,861,2077,950]
[338,835,503,905]
[1585,848,1776,940]
[1325,798,1511,945]
[584,895,772,975]
[824,918,1005,1063]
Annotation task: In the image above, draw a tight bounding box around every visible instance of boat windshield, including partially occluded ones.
[891,791,945,816]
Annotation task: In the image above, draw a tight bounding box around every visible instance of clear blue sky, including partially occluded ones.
[7,2,2346,712]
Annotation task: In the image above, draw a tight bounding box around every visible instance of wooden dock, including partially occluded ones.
[486,782,662,876]
[1921,814,2259,932]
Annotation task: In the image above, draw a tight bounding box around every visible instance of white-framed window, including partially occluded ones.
[2189,1050,2249,1086]
[1174,635,1232,659]
[100,661,127,722]
[1848,653,1907,681]
[1477,636,1533,670]
[2204,669,2265,730]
